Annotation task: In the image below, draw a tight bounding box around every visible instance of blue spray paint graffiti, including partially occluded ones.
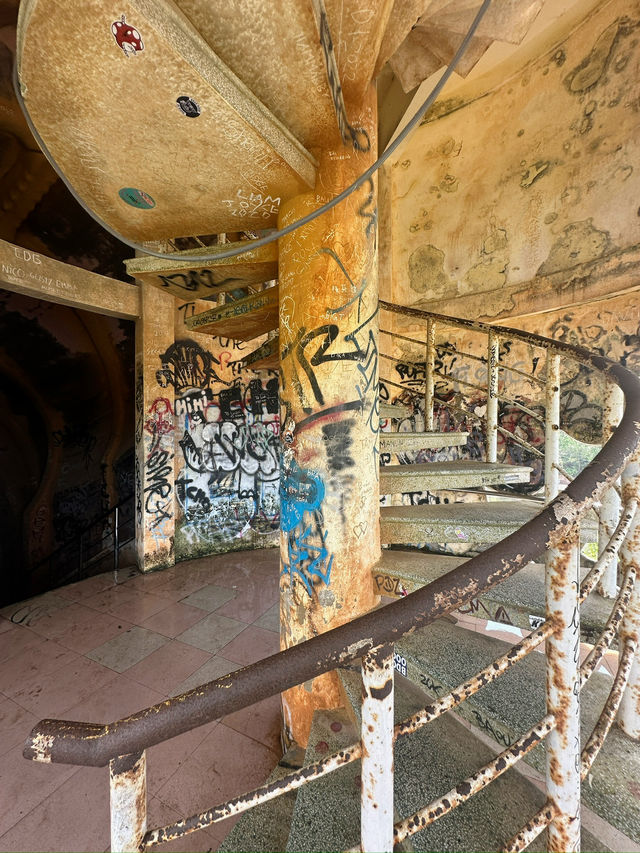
[281,459,333,595]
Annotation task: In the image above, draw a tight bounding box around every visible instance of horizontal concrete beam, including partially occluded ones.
[0,239,140,319]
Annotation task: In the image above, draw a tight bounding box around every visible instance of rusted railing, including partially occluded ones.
[23,304,640,853]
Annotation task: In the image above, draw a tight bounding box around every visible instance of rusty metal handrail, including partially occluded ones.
[24,309,640,772]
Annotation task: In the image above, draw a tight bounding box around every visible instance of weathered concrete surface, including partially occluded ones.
[0,238,139,319]
[396,619,640,843]
[373,550,614,645]
[277,87,380,746]
[380,459,531,493]
[17,0,316,241]
[125,241,278,302]
[186,286,279,341]
[384,0,640,427]
[135,282,175,572]
[380,430,469,452]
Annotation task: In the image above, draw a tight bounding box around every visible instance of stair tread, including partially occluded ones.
[373,550,613,644]
[396,620,640,842]
[379,401,413,418]
[336,668,611,852]
[185,285,278,340]
[380,431,470,451]
[220,746,298,852]
[380,460,532,491]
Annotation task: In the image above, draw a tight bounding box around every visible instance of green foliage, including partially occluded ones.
[558,430,599,479]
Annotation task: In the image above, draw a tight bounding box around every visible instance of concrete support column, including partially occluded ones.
[277,86,380,745]
[134,281,176,572]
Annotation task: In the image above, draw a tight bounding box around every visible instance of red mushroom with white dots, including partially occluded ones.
[111,15,144,56]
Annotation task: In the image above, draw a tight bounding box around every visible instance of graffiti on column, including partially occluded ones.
[280,457,333,596]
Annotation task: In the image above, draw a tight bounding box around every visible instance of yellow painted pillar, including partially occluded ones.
[278,86,380,745]
[134,281,176,571]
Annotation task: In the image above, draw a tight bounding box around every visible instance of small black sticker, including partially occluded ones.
[176,96,201,118]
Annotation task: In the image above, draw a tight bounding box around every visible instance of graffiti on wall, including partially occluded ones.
[152,337,280,555]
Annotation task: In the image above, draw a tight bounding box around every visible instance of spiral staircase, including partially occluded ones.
[14,0,640,851]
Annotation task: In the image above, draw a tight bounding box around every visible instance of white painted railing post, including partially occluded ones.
[486,330,499,463]
[598,383,624,598]
[545,529,581,853]
[544,353,560,504]
[110,751,147,853]
[618,453,640,739]
[545,353,580,852]
[424,318,435,431]
[361,644,394,853]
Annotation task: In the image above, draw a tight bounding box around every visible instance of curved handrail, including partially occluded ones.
[24,309,640,768]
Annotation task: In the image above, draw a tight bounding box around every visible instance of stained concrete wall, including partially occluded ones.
[383,0,640,387]
[137,292,280,570]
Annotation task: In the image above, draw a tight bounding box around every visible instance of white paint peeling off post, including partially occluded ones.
[361,644,394,853]
[110,751,147,853]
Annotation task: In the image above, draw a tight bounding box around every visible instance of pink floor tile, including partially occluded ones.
[214,584,278,624]
[86,625,170,672]
[147,720,219,796]
[82,584,140,615]
[0,616,14,634]
[19,601,98,640]
[0,744,78,837]
[63,674,166,724]
[0,639,78,697]
[141,601,209,638]
[218,625,279,666]
[55,611,134,654]
[55,572,117,601]
[155,724,279,820]
[149,573,212,601]
[0,696,37,757]
[222,693,282,753]
[10,655,119,718]
[112,592,178,624]
[171,656,241,697]
[0,624,45,664]
[124,641,212,695]
[0,764,109,852]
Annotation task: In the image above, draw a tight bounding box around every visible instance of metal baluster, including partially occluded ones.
[545,354,561,504]
[110,751,147,853]
[545,530,581,852]
[424,318,435,431]
[618,452,640,739]
[361,643,394,853]
[486,330,500,463]
[545,355,580,852]
[598,383,623,597]
[114,505,120,584]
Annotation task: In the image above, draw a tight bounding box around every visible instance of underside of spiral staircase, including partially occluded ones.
[14,1,640,852]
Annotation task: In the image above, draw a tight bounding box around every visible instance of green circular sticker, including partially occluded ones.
[118,187,156,209]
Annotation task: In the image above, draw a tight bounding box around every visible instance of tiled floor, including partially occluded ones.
[1,550,636,853]
[0,549,282,853]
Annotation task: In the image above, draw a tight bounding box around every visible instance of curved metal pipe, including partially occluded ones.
[23,309,640,767]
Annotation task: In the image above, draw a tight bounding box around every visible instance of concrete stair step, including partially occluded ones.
[372,550,613,646]
[395,619,640,843]
[380,431,469,453]
[379,460,532,493]
[241,335,279,370]
[381,500,539,547]
[379,401,414,420]
[219,744,302,853]
[17,2,316,243]
[335,668,610,852]
[380,501,597,547]
[285,707,362,852]
[125,242,278,302]
[186,285,278,341]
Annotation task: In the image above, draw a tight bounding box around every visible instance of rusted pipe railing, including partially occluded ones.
[24,302,640,853]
